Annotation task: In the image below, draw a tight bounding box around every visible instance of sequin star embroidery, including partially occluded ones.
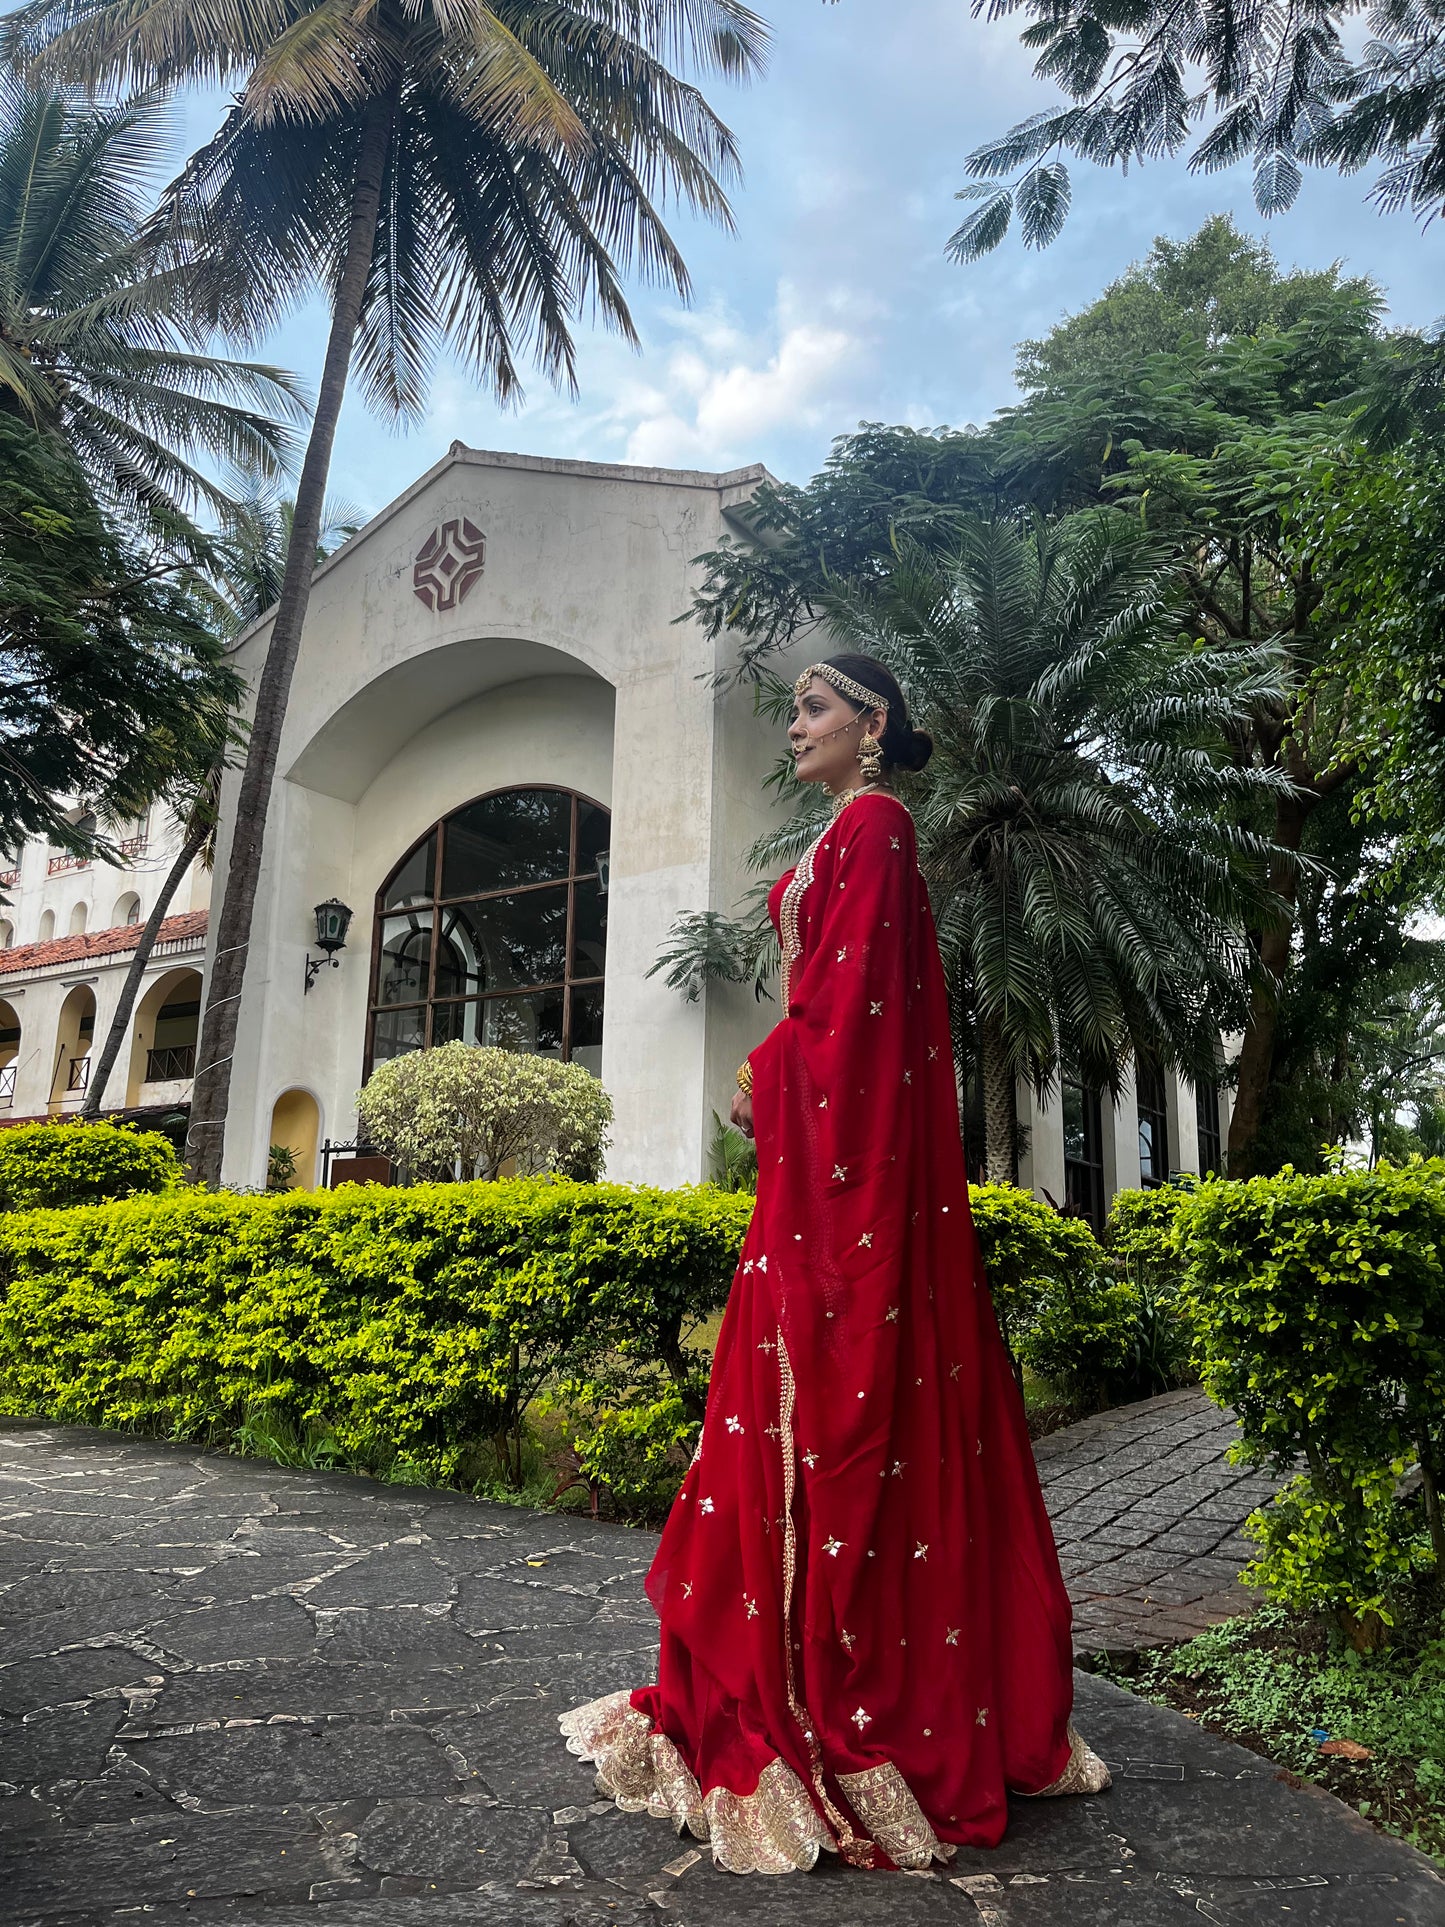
[858,1232,873,1248]
[903,1070,912,1084]
[699,1496,715,1515]
[976,1707,989,1727]
[823,1536,845,1557]
[928,1045,939,1060]
[945,1627,960,1645]
[744,1594,759,1620]
[890,836,901,850]
[869,1001,883,1015]
[836,947,848,962]
[950,1362,963,1381]
[682,1581,693,1598]
[840,1628,856,1652]
[742,1259,754,1274]
[764,1423,781,1439]
[891,1460,907,1477]
[914,1542,929,1560]
[756,1254,768,1272]
[885,1305,899,1322]
[832,1164,847,1181]
[757,1337,775,1355]
[851,1707,872,1731]
[801,1449,819,1469]
[818,1095,829,1109]
[725,1415,744,1434]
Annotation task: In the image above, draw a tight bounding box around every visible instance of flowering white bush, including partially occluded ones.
[356,1043,611,1183]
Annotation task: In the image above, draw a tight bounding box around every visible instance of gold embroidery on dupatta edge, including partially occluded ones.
[558,1690,834,1874]
[775,1329,878,1869]
[835,1762,957,1869]
[778,828,823,1009]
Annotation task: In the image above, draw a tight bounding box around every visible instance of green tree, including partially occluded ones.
[82,488,361,1119]
[0,410,240,856]
[951,0,1445,257]
[1013,217,1380,395]
[10,0,767,1184]
[0,77,302,541]
[662,514,1284,1184]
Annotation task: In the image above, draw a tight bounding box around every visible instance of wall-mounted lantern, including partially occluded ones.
[304,898,353,993]
[595,850,610,895]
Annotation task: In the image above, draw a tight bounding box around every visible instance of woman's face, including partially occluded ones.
[788,675,884,791]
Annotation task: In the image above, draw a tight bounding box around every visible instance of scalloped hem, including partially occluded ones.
[558,1690,958,1874]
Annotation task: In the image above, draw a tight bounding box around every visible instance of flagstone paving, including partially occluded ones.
[1,1418,1440,1927]
[1032,1386,1280,1661]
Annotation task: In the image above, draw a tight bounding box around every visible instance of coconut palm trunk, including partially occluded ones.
[186,90,396,1183]
[81,811,211,1117]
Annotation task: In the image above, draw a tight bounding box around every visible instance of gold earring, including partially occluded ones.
[858,731,883,782]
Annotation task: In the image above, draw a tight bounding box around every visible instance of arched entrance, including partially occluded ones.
[367,786,609,1078]
[268,1089,321,1189]
[126,969,202,1106]
[51,984,95,1111]
[0,997,20,1109]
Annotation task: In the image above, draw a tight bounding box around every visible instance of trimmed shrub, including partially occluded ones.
[0,1179,750,1490]
[357,1042,612,1183]
[0,1121,183,1210]
[968,1184,1139,1404]
[1179,1160,1445,1642]
[1103,1185,1198,1393]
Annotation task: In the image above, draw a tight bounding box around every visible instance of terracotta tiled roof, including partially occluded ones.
[0,910,208,978]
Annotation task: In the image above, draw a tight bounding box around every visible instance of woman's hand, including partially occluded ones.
[730,1088,755,1139]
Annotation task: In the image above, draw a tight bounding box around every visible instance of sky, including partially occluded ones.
[178,0,1442,517]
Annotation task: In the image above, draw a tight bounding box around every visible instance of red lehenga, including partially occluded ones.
[560,790,1104,1873]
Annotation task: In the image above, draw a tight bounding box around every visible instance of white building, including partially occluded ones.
[0,804,207,1131]
[0,443,1231,1221]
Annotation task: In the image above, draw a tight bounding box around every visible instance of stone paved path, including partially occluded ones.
[1,1422,1441,1927]
[1032,1387,1279,1660]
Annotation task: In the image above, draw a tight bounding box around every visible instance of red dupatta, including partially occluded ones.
[561,790,1077,1873]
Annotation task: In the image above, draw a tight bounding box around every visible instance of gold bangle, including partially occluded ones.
[736,1059,753,1095]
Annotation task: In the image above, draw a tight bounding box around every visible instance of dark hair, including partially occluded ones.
[819,653,933,773]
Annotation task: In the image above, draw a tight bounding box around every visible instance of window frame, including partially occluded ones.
[1061,1066,1107,1233]
[1136,1054,1170,1189]
[364,785,609,1081]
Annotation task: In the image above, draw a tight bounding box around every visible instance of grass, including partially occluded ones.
[1104,1602,1445,1868]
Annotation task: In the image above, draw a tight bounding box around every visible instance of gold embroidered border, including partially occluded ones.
[558,1690,834,1875]
[835,1761,957,1869]
[1024,1721,1112,1797]
[775,1329,877,1868]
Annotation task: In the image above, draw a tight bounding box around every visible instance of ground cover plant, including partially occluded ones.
[1111,1605,1445,1869]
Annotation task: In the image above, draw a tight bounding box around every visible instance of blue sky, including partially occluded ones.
[181,0,1442,517]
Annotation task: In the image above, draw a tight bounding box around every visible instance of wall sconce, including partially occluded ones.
[595,850,610,895]
[305,898,353,992]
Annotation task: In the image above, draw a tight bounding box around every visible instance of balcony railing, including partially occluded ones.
[66,1055,90,1091]
[47,853,89,876]
[118,834,148,858]
[151,932,203,959]
[0,869,18,890]
[145,1044,195,1082]
[0,1063,14,1104]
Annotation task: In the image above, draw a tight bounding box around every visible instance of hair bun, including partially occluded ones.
[900,728,933,773]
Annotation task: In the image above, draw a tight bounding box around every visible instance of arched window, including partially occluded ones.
[38,909,55,944]
[69,902,88,936]
[0,920,12,950]
[113,892,142,927]
[368,787,609,1077]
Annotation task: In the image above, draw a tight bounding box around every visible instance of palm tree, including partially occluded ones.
[8,0,767,1184]
[0,77,304,543]
[658,513,1289,1184]
[82,489,360,1118]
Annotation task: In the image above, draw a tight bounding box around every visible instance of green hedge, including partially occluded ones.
[0,1173,1133,1503]
[0,1180,750,1490]
[0,1121,182,1209]
[1179,1160,1445,1641]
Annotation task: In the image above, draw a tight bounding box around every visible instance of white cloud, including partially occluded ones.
[617,299,864,468]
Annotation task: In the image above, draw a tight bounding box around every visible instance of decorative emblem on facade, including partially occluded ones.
[412,518,486,610]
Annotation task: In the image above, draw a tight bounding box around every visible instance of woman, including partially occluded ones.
[560,655,1108,1874]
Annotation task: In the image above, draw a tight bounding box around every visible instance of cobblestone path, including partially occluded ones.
[1,1421,1439,1926]
[1032,1387,1280,1660]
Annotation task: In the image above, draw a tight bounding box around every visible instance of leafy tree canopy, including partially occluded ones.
[952,0,1445,257]
[0,412,240,856]
[1014,216,1382,395]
